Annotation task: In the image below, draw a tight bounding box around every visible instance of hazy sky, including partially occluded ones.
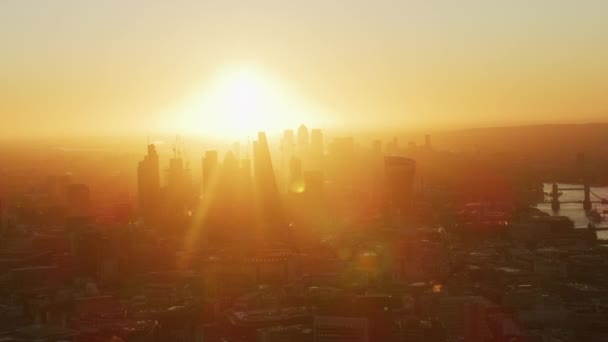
[1,0,607,137]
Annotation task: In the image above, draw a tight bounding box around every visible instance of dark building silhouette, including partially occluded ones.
[253,132,284,235]
[166,154,192,215]
[137,144,161,223]
[384,156,416,220]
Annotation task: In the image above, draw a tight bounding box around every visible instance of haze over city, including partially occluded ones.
[1,2,608,342]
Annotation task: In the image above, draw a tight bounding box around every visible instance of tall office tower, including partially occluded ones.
[137,144,161,223]
[253,132,284,232]
[425,134,431,149]
[297,124,309,160]
[384,156,416,220]
[310,128,324,171]
[202,150,219,196]
[167,155,192,215]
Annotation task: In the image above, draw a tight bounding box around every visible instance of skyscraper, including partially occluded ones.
[253,132,284,233]
[137,144,161,223]
[167,154,192,215]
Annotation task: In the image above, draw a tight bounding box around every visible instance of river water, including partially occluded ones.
[536,183,608,239]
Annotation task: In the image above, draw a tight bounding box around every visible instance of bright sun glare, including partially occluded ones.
[176,66,322,139]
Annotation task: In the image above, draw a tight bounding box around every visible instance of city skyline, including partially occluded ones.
[2,3,608,340]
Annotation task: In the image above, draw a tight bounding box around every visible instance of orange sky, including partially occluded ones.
[1,1,607,138]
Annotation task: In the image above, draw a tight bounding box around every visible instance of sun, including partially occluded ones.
[175,66,312,139]
[210,68,283,133]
